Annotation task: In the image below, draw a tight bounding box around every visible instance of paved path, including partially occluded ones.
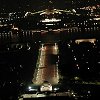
[32,43,60,85]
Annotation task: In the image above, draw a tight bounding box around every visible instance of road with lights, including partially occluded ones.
[32,43,60,85]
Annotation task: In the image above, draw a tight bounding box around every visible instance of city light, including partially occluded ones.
[41,18,61,23]
[0,0,100,99]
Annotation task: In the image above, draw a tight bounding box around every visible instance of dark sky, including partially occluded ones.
[0,0,68,12]
[0,0,100,12]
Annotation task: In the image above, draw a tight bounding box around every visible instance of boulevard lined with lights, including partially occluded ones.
[32,43,60,85]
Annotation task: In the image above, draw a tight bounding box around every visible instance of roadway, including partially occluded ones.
[32,43,60,85]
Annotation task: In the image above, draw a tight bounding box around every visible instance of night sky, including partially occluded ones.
[0,0,100,12]
[0,0,67,12]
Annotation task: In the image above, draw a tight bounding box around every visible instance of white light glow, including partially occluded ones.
[28,86,32,90]
[41,18,61,23]
[93,18,100,20]
[75,38,96,44]
[46,23,54,26]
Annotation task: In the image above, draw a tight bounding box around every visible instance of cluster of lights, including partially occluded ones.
[40,9,62,15]
[33,43,60,85]
[41,18,61,23]
[75,38,96,44]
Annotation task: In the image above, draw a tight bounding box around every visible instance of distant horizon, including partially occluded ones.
[0,0,100,12]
